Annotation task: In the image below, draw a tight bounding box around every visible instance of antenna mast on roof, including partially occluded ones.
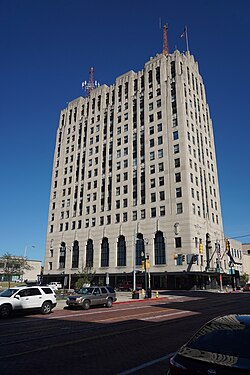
[82,67,100,97]
[162,23,169,55]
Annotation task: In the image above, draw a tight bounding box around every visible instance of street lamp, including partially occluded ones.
[133,235,149,292]
[24,245,35,258]
[141,251,148,298]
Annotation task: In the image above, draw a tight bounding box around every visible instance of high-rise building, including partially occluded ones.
[44,45,225,290]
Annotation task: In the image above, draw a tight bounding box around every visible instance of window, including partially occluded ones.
[141,209,146,219]
[150,165,155,174]
[160,206,165,216]
[151,193,156,202]
[173,144,179,154]
[175,237,182,248]
[158,136,163,145]
[177,203,183,214]
[155,231,166,265]
[101,238,109,267]
[158,149,163,158]
[150,139,155,147]
[132,211,137,220]
[159,191,165,200]
[157,111,162,120]
[175,173,181,182]
[151,207,156,217]
[159,176,164,186]
[159,162,164,172]
[176,187,182,198]
[150,151,155,160]
[86,239,93,267]
[173,131,179,140]
[72,240,79,268]
[174,158,180,168]
[150,179,156,188]
[149,114,154,123]
[156,99,161,107]
[157,123,162,132]
[117,235,126,266]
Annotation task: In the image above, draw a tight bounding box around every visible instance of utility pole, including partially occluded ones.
[216,241,223,292]
[133,233,137,291]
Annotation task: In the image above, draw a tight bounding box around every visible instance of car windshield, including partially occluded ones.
[0,288,18,297]
[188,322,250,358]
[78,287,94,295]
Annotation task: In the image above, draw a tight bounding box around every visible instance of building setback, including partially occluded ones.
[44,48,226,290]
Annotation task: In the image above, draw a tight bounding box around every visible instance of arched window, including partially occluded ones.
[154,231,166,265]
[101,237,109,267]
[136,233,145,266]
[72,240,79,268]
[117,235,126,266]
[86,239,94,268]
[59,242,66,269]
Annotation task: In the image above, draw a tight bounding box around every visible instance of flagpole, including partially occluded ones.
[185,26,189,52]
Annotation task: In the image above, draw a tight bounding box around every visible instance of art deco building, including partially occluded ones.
[44,44,225,289]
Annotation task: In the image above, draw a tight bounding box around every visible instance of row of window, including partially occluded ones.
[49,231,166,270]
[49,203,184,233]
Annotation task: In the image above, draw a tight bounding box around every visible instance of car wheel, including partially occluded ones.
[0,305,12,318]
[82,300,90,310]
[41,301,52,315]
[106,298,113,308]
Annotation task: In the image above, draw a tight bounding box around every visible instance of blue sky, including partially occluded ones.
[0,0,250,262]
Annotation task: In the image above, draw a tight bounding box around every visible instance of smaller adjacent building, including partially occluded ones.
[242,243,250,277]
[0,257,42,283]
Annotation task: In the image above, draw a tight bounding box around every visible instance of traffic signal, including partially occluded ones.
[199,241,203,254]
[225,238,230,251]
[206,233,212,250]
[182,254,185,262]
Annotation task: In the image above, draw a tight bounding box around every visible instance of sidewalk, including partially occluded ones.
[55,290,165,310]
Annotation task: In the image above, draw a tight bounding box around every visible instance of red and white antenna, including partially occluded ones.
[82,67,100,96]
[162,23,169,55]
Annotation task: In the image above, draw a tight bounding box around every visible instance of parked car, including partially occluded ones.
[0,286,57,318]
[243,283,250,292]
[49,282,62,290]
[66,286,117,310]
[168,314,250,374]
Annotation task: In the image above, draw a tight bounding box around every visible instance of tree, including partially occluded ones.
[75,266,96,290]
[0,253,32,287]
[240,272,249,286]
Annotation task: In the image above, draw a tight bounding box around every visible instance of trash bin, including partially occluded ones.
[147,288,152,298]
[132,291,139,299]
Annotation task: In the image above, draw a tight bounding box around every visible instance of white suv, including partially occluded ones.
[49,282,62,290]
[0,286,57,318]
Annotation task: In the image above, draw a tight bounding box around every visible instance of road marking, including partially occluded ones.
[48,303,167,320]
[141,310,198,321]
[117,352,174,374]
[96,308,170,322]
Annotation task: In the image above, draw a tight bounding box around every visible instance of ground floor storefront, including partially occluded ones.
[42,270,240,291]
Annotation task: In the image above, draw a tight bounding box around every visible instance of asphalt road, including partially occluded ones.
[1,290,249,375]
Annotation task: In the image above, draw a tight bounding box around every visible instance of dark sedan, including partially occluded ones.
[168,314,250,374]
